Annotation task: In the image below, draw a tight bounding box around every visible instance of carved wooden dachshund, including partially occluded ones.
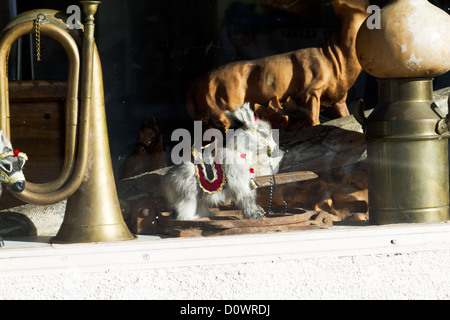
[186,0,369,131]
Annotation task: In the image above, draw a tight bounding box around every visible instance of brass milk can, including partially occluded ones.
[355,0,450,224]
[355,78,450,224]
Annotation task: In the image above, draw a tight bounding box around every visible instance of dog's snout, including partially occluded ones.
[11,180,25,193]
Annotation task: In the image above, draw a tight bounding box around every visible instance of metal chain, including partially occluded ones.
[267,162,288,215]
[33,14,45,62]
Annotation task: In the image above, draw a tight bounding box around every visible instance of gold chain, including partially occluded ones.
[33,14,45,62]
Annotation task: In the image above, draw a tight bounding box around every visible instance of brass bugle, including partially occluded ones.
[0,1,136,243]
[0,11,83,200]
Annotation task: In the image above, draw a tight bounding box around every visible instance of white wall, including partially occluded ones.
[1,223,450,300]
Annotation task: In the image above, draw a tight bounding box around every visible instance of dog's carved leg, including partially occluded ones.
[331,92,350,118]
[304,92,322,126]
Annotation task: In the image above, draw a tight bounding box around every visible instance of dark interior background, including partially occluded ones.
[0,0,449,177]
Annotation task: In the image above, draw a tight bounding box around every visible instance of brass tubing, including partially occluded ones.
[0,19,89,204]
[0,19,80,194]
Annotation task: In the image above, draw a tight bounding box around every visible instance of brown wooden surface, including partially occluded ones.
[8,80,67,102]
[131,204,333,237]
[257,161,369,222]
[0,80,66,209]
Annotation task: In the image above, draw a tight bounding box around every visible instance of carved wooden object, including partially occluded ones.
[185,0,369,131]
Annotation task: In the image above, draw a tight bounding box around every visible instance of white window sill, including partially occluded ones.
[1,221,450,277]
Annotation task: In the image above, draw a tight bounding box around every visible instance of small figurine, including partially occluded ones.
[119,116,166,179]
[0,131,28,247]
[163,103,280,220]
[186,0,369,131]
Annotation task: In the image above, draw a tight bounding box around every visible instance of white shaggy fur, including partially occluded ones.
[163,103,281,220]
[0,131,27,194]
